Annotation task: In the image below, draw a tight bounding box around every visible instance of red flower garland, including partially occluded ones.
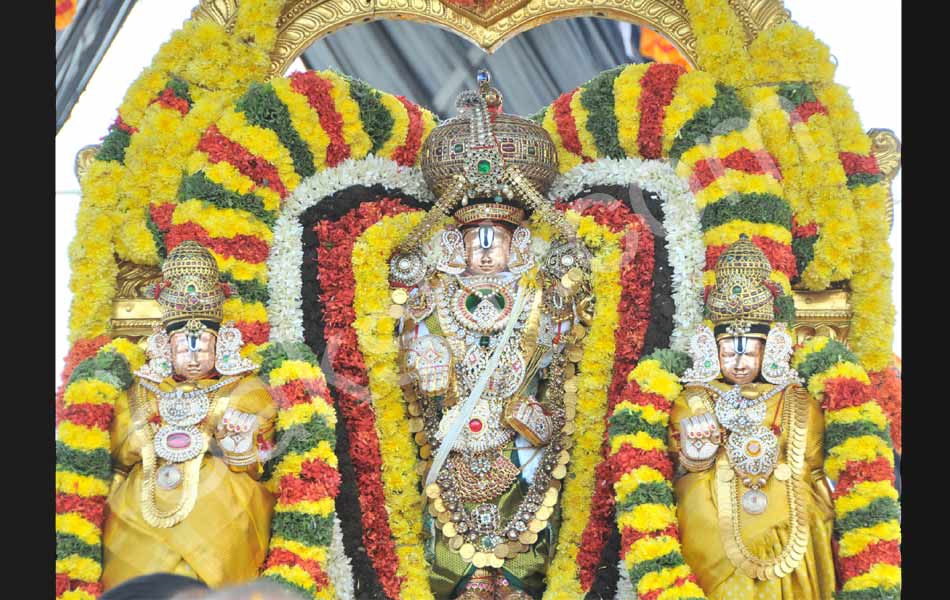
[789,101,829,125]
[869,368,901,454]
[289,71,351,167]
[391,96,424,167]
[553,90,588,160]
[689,148,783,193]
[839,152,882,176]
[314,198,418,599]
[637,63,686,159]
[164,222,271,263]
[198,124,288,198]
[150,88,191,116]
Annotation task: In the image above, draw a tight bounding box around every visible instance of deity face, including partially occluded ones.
[170,330,217,380]
[462,221,512,275]
[718,337,764,385]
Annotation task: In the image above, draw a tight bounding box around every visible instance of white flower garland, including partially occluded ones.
[267,155,433,343]
[328,515,355,600]
[549,158,705,351]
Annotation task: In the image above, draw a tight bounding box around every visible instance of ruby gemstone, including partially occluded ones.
[469,419,483,433]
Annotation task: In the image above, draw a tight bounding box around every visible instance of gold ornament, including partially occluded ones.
[419,69,558,201]
[706,235,775,338]
[157,241,226,330]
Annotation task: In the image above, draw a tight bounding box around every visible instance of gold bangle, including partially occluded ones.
[678,451,716,472]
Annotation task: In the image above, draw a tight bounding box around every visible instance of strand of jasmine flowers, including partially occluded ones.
[266,155,434,344]
[548,158,705,351]
[615,559,637,600]
[329,515,356,600]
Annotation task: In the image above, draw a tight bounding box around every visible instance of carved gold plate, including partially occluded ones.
[193,0,790,76]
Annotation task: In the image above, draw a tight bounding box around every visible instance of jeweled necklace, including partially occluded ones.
[701,382,787,514]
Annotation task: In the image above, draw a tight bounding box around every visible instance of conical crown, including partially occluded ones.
[158,241,225,329]
[706,235,775,335]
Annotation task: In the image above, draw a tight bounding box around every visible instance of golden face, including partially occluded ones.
[718,337,764,385]
[462,221,512,275]
[170,330,217,380]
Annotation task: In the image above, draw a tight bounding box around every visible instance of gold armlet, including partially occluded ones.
[678,451,716,472]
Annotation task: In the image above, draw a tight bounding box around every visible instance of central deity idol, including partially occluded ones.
[389,71,593,599]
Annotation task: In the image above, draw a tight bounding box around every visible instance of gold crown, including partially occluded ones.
[419,70,559,202]
[706,235,775,337]
[157,241,226,329]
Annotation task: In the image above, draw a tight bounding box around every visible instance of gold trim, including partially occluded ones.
[791,289,851,346]
[267,0,790,76]
[868,128,901,232]
[717,384,809,580]
[192,0,238,32]
[75,145,100,183]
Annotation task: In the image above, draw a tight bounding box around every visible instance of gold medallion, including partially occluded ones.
[493,543,509,559]
[425,483,441,499]
[450,535,464,551]
[518,531,538,545]
[388,304,405,319]
[434,498,446,512]
[774,463,791,481]
[420,445,432,459]
[528,519,545,533]
[488,554,505,569]
[552,464,567,479]
[443,522,457,538]
[460,543,476,560]
[536,506,553,520]
[472,552,489,568]
[392,288,409,305]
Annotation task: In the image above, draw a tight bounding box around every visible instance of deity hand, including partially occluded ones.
[504,399,553,446]
[406,335,453,397]
[216,408,260,465]
[678,413,721,471]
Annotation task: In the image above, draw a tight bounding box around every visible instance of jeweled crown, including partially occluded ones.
[157,241,226,330]
[419,70,559,204]
[706,235,776,337]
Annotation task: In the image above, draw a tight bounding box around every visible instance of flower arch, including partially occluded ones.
[56,1,899,599]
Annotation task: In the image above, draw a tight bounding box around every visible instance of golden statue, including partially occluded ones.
[102,241,277,589]
[391,70,593,599]
[670,235,836,599]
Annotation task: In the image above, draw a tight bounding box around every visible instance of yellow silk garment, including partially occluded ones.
[102,375,277,590]
[670,382,836,600]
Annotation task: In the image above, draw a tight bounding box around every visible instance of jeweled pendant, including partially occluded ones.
[742,489,767,515]
[157,464,183,490]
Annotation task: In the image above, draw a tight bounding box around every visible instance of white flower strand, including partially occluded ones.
[267,155,433,343]
[549,158,705,351]
[329,515,356,600]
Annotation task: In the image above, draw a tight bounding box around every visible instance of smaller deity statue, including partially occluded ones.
[102,241,277,589]
[670,235,836,599]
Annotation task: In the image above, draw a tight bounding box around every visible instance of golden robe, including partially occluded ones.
[670,381,836,600]
[102,375,277,590]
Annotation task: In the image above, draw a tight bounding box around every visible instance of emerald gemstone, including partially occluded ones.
[732,285,742,294]
[453,143,463,153]
[704,360,711,367]
[187,284,196,293]
[479,336,490,348]
[477,159,491,174]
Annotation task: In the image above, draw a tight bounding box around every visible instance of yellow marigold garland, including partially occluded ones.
[351,211,434,600]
